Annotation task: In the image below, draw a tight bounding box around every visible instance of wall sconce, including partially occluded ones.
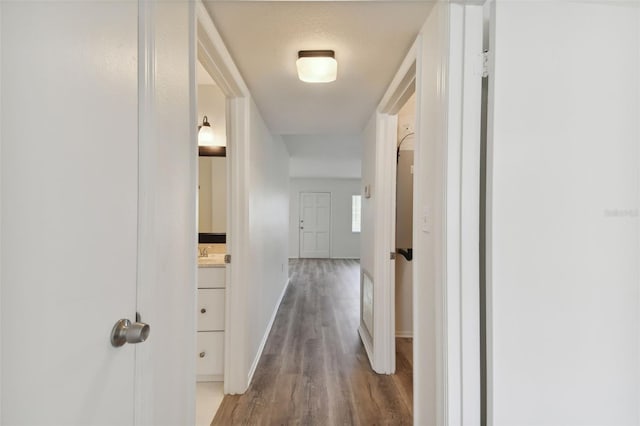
[198,116,215,146]
[296,50,338,83]
[198,115,225,147]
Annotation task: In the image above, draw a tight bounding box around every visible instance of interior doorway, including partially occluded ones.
[394,92,417,414]
[394,93,416,339]
[195,59,228,426]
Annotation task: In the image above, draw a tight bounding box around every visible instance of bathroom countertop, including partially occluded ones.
[197,254,226,268]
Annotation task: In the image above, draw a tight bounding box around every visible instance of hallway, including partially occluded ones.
[212,259,412,425]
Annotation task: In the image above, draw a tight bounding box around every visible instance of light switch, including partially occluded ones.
[422,206,430,233]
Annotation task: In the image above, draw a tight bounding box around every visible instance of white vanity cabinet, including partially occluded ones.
[197,266,225,382]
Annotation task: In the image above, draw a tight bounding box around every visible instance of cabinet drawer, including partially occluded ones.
[197,289,225,331]
[197,267,225,288]
[197,331,224,377]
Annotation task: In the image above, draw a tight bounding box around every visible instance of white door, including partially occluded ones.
[299,192,331,258]
[1,2,195,425]
[486,2,639,425]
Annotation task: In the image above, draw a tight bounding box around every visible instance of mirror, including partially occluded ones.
[198,153,226,242]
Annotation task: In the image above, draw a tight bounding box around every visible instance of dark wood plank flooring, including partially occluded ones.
[212,259,413,426]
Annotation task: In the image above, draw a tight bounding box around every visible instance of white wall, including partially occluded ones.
[284,134,362,179]
[246,99,290,377]
[487,2,639,425]
[289,178,361,259]
[289,157,361,179]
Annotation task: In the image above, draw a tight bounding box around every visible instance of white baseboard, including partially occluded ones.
[395,331,413,338]
[358,324,374,370]
[247,278,290,385]
[197,374,223,382]
[288,256,360,260]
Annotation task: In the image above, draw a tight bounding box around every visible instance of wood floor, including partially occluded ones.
[212,258,413,426]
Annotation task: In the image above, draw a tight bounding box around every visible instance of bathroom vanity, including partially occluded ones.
[197,259,225,382]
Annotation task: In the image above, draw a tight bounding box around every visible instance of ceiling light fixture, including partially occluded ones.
[296,50,337,83]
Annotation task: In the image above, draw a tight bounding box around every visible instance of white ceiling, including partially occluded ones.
[203,1,434,136]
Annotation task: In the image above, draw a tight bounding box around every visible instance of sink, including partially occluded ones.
[197,253,225,266]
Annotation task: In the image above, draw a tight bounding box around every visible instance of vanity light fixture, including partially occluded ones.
[198,115,225,147]
[296,50,337,83]
[198,115,214,146]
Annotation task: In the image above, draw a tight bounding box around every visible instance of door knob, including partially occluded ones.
[111,318,150,347]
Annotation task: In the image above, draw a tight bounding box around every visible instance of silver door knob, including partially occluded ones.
[111,319,150,347]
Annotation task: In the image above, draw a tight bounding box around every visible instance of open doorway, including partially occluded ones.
[394,92,416,411]
[195,59,228,426]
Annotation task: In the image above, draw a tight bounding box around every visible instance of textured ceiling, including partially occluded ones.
[203,1,434,135]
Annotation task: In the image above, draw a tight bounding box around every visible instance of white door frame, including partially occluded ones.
[194,1,252,395]
[374,3,482,425]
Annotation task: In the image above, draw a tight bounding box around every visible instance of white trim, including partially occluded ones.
[289,256,360,260]
[358,326,374,368]
[372,27,419,379]
[445,5,464,425]
[371,113,398,374]
[375,2,483,425]
[196,2,249,98]
[0,1,3,417]
[485,3,496,423]
[196,1,252,396]
[395,332,414,339]
[459,5,483,425]
[135,2,199,424]
[134,2,162,424]
[223,96,251,395]
[247,279,290,384]
[378,39,418,115]
[197,375,224,382]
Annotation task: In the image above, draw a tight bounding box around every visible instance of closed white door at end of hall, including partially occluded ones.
[299,192,331,258]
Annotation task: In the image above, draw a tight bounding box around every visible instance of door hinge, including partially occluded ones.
[224,254,231,264]
[480,50,490,78]
[390,252,396,260]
